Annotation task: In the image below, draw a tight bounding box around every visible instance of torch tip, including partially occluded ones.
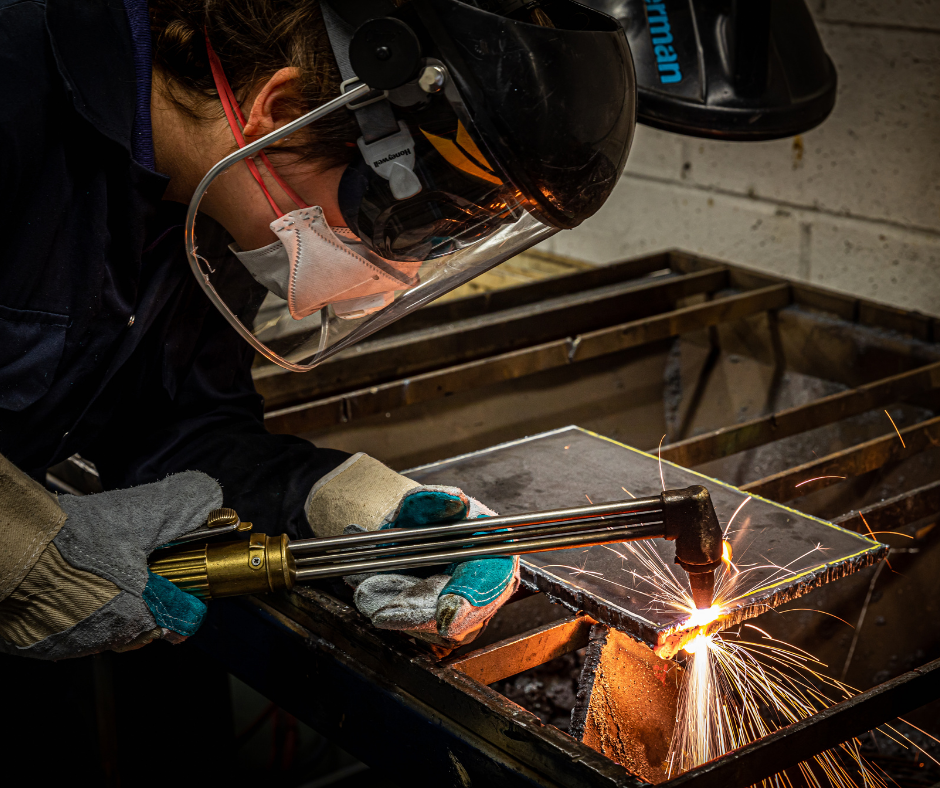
[689,569,716,610]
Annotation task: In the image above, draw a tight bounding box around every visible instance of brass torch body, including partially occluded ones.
[149,533,296,599]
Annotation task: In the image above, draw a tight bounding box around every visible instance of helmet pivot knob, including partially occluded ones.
[349,18,422,90]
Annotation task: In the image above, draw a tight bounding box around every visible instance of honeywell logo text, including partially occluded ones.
[374,148,412,168]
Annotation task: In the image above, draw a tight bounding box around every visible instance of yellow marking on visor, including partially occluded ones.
[456,123,494,173]
[422,123,503,186]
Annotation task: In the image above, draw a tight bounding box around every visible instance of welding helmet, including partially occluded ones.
[185,0,636,371]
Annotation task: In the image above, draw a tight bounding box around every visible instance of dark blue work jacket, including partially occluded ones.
[0,0,348,538]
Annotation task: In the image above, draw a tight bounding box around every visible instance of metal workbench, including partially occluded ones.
[186,250,940,786]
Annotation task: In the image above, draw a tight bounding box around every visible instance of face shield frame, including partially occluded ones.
[185,80,558,372]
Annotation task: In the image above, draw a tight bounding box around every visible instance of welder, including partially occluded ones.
[0,0,635,659]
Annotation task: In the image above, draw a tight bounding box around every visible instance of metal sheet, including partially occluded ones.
[407,427,885,652]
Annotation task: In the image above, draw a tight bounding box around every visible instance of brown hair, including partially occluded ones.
[149,0,359,169]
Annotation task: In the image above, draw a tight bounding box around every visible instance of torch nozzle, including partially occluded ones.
[663,485,724,611]
[688,569,717,610]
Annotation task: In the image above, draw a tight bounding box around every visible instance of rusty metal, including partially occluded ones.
[660,360,940,468]
[265,283,789,435]
[572,284,790,364]
[742,414,940,502]
[264,338,575,435]
[671,249,940,341]
[446,615,594,686]
[257,264,729,412]
[571,624,682,785]
[254,253,678,408]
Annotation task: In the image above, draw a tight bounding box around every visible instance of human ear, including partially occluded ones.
[242,67,303,143]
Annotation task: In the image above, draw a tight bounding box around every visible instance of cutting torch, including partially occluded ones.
[149,485,724,609]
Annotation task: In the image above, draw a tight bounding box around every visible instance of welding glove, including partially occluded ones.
[0,454,221,660]
[305,453,519,650]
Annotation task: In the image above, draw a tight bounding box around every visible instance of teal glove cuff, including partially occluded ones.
[442,558,516,607]
[380,488,469,530]
[142,572,206,637]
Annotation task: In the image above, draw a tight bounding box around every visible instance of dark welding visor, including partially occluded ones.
[331,0,636,261]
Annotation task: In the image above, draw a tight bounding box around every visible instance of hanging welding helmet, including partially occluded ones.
[186,0,636,371]
[577,0,837,140]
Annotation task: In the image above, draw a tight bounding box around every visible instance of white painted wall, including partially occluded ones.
[538,1,940,316]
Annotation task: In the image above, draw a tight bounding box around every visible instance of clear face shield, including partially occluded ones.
[185,0,636,372]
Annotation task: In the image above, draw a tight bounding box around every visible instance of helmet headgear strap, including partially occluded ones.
[319,2,422,200]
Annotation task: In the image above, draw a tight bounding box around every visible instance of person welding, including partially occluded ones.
[0,0,635,659]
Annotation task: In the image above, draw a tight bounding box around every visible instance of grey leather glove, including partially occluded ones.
[305,453,519,651]
[0,463,222,660]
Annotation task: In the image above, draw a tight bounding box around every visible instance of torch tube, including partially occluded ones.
[291,495,665,557]
[294,516,662,567]
[294,522,665,581]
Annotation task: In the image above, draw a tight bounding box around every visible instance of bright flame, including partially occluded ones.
[683,605,722,630]
[683,633,709,654]
[721,540,737,573]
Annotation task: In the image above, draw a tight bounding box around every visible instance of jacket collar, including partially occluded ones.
[45,0,136,151]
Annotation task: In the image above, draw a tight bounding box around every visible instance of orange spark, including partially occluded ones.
[725,496,751,537]
[621,486,636,499]
[795,475,846,488]
[585,494,593,504]
[860,512,893,571]
[884,410,906,448]
[775,608,855,628]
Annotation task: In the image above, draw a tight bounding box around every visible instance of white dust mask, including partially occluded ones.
[232,206,420,320]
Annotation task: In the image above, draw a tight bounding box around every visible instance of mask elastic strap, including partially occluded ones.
[204,33,308,218]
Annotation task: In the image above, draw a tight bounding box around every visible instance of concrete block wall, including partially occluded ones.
[538,1,940,316]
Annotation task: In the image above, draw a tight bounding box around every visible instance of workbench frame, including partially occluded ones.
[54,249,940,786]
